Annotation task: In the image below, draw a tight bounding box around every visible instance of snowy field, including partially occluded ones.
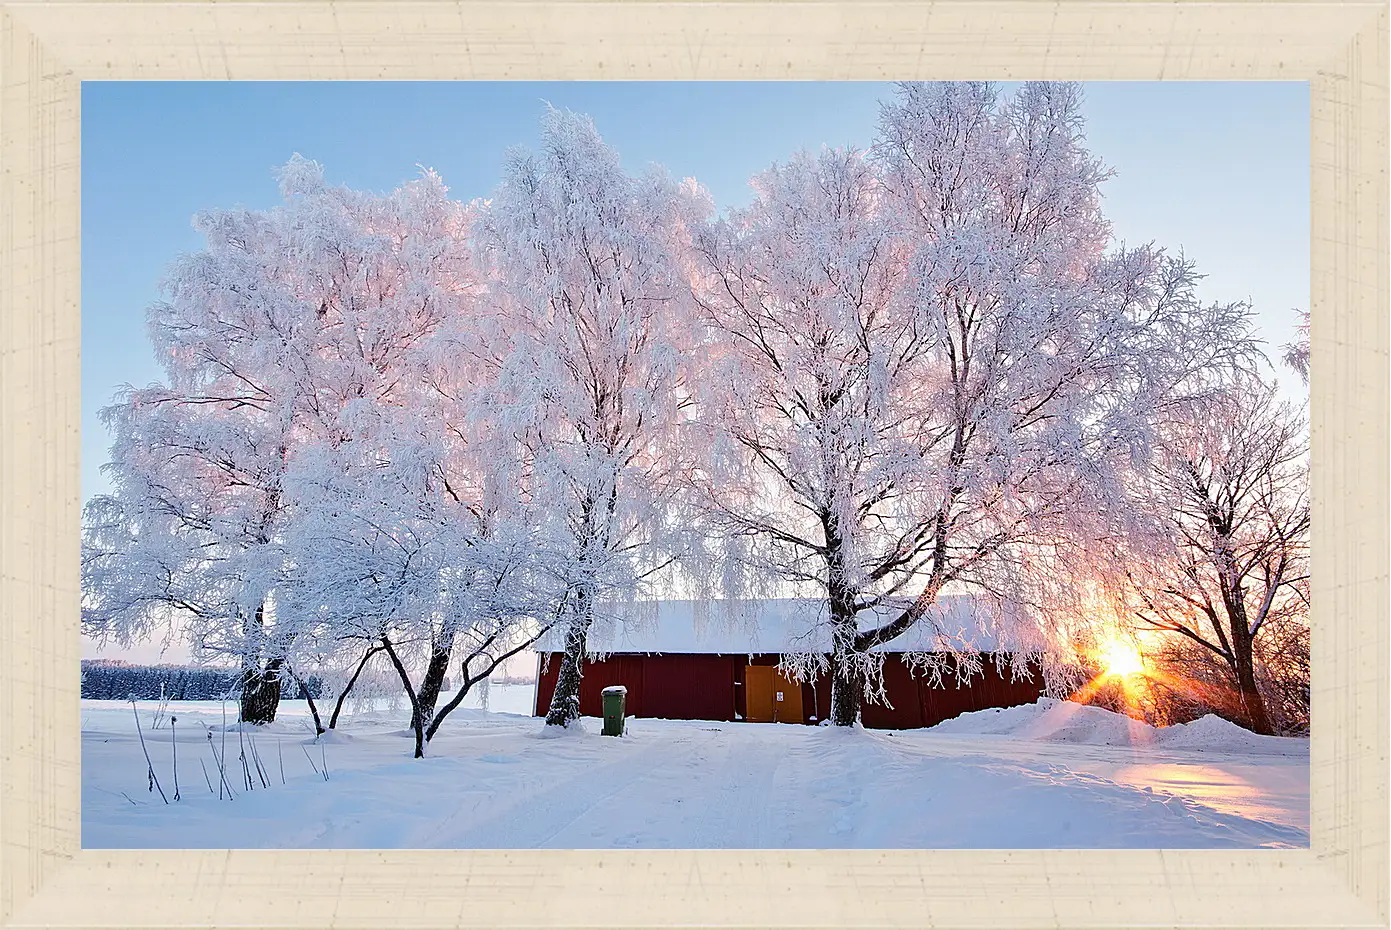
[83,688,1308,849]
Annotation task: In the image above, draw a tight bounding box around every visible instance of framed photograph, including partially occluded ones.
[2,2,1386,927]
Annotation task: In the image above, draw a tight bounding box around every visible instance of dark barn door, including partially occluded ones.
[641,654,739,722]
[536,653,742,722]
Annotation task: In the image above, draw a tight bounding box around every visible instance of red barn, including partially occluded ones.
[533,598,1047,729]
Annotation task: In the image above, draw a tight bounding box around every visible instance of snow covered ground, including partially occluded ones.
[82,688,1308,849]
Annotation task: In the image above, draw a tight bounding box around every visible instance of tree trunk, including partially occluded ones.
[238,601,283,725]
[427,656,479,743]
[829,656,864,727]
[544,601,590,727]
[829,617,864,727]
[379,636,425,758]
[289,667,325,735]
[428,624,556,742]
[329,644,383,729]
[827,581,862,727]
[238,657,283,725]
[1220,577,1276,736]
[1232,636,1275,735]
[411,641,454,733]
[824,536,864,727]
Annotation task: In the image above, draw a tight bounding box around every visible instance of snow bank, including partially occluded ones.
[312,729,355,745]
[930,698,1305,755]
[930,698,1143,745]
[1157,714,1299,754]
[534,718,590,739]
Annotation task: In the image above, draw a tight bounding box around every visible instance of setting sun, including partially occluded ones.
[1100,641,1146,678]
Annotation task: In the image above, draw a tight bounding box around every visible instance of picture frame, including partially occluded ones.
[1,2,1385,926]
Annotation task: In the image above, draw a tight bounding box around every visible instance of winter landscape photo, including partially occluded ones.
[81,81,1311,850]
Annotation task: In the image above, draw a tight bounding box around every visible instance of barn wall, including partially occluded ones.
[582,654,647,716]
[918,655,1045,727]
[533,651,1044,728]
[862,658,926,729]
[534,653,741,722]
[759,653,1042,729]
[534,652,559,716]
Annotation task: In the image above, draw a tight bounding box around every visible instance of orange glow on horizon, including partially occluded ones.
[1099,640,1146,678]
[1063,636,1154,728]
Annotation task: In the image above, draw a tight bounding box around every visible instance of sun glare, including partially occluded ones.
[1100,641,1146,678]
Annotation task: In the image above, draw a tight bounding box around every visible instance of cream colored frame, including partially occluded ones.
[0,2,1385,927]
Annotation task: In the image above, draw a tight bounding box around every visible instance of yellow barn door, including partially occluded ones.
[772,668,805,724]
[745,665,774,722]
[744,665,804,724]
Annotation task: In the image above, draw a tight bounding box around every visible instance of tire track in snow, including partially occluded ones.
[411,732,669,847]
[683,728,784,847]
[798,729,906,844]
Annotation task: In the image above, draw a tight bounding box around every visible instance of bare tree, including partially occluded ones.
[1282,309,1311,383]
[1115,380,1309,734]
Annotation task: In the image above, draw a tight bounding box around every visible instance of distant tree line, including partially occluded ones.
[81,659,324,702]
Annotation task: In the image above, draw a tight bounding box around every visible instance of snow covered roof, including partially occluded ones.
[534,596,1046,656]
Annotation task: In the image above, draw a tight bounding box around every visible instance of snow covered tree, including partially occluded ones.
[82,180,314,723]
[1110,379,1309,735]
[281,426,563,755]
[82,157,472,725]
[266,164,546,751]
[474,108,706,727]
[690,82,1261,725]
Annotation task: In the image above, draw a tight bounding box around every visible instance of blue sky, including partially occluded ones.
[82,81,1310,507]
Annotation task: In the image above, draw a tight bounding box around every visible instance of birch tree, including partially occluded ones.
[692,82,1260,725]
[281,415,563,755]
[82,157,472,724]
[475,108,705,727]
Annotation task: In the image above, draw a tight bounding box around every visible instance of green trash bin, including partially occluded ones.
[601,685,627,736]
